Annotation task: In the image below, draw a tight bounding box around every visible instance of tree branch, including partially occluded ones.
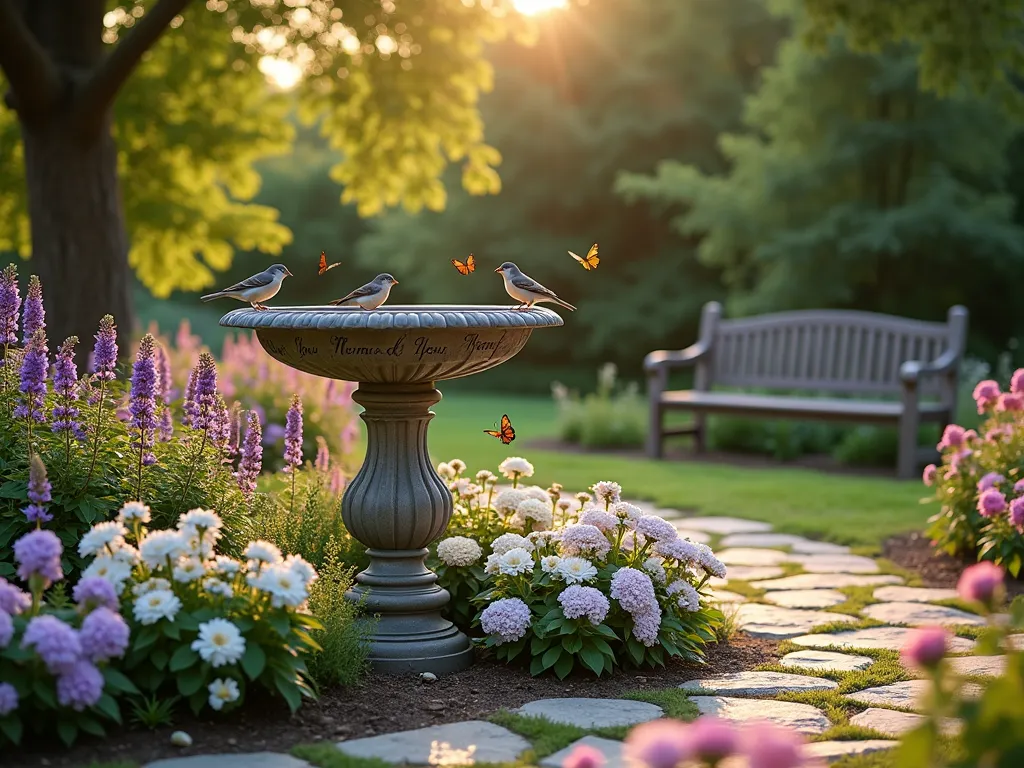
[75,0,195,125]
[0,0,61,124]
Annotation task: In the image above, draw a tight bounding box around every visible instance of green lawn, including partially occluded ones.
[426,392,931,550]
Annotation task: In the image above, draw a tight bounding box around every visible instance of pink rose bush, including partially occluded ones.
[926,369,1024,575]
[430,457,724,677]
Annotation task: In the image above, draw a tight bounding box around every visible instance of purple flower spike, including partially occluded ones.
[14,329,48,423]
[284,394,303,470]
[92,315,118,381]
[23,453,52,524]
[0,263,20,346]
[315,436,330,472]
[210,395,231,449]
[181,365,197,427]
[184,352,218,430]
[21,275,44,344]
[129,334,158,466]
[13,528,63,587]
[236,410,263,496]
[52,336,85,442]
[155,343,173,404]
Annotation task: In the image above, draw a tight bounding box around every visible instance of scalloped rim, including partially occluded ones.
[218,304,565,331]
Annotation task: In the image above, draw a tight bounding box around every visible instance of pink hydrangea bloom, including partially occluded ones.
[937,424,966,451]
[977,489,1007,518]
[625,720,691,768]
[901,626,947,671]
[741,722,806,768]
[1011,497,1024,529]
[1012,368,1024,394]
[558,585,610,625]
[480,597,532,644]
[973,380,1001,413]
[559,524,612,559]
[578,508,618,533]
[978,472,1005,492]
[686,717,738,764]
[631,607,662,647]
[609,567,658,614]
[958,562,1004,606]
[922,464,937,486]
[1014,479,1024,494]
[635,516,678,542]
[997,392,1024,412]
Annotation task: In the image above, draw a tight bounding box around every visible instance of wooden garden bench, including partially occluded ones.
[645,302,969,478]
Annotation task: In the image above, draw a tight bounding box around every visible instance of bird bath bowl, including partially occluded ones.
[219,305,563,673]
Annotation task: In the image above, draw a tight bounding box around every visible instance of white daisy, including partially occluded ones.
[498,547,534,576]
[436,462,455,480]
[203,578,234,599]
[82,555,133,590]
[207,678,240,711]
[132,577,171,596]
[252,564,308,608]
[212,555,242,576]
[448,459,467,475]
[139,530,189,569]
[111,544,140,565]
[483,553,501,576]
[133,589,182,625]
[78,521,128,558]
[284,554,318,585]
[117,501,152,525]
[178,508,223,533]
[173,556,207,583]
[491,532,534,555]
[191,618,246,667]
[498,457,534,480]
[540,555,562,573]
[475,470,497,484]
[555,557,598,584]
[242,540,282,566]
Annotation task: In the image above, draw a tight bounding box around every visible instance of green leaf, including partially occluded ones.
[177,666,206,697]
[163,622,181,640]
[0,717,23,745]
[102,667,140,695]
[241,643,267,680]
[169,644,199,672]
[151,648,169,671]
[553,651,575,679]
[561,634,583,654]
[274,675,303,713]
[267,612,291,638]
[580,644,606,676]
[32,679,56,708]
[77,715,106,737]
[57,721,78,747]
[94,693,122,724]
[541,645,562,671]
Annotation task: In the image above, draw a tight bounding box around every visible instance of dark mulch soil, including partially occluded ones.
[524,438,895,479]
[10,635,777,768]
[885,531,1024,599]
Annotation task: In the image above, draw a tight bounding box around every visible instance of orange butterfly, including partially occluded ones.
[483,414,515,445]
[569,243,599,271]
[318,251,341,276]
[451,253,476,276]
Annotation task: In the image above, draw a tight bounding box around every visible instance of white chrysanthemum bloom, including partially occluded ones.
[498,457,534,480]
[521,485,549,503]
[203,578,234,598]
[449,478,474,496]
[643,556,667,584]
[212,555,242,576]
[133,589,182,625]
[498,547,535,576]
[178,508,223,534]
[78,521,129,558]
[591,481,622,505]
[555,557,598,584]
[483,553,501,576]
[207,678,240,711]
[252,564,309,608]
[436,462,456,480]
[491,533,533,555]
[437,536,483,567]
[243,540,283,566]
[83,554,133,589]
[540,555,562,573]
[185,532,218,559]
[515,498,554,531]
[132,577,172,596]
[173,556,207,583]
[475,470,497,484]
[116,501,151,525]
[448,459,467,475]
[139,530,189,569]
[494,489,528,516]
[111,543,140,565]
[191,618,246,667]
[284,554,318,585]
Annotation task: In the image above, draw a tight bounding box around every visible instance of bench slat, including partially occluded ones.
[659,390,948,423]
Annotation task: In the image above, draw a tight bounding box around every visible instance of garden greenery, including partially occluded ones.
[431,456,725,678]
[925,370,1024,575]
[552,363,647,449]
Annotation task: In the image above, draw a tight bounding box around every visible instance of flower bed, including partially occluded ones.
[430,456,725,677]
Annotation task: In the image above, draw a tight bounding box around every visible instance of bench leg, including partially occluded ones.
[897,410,920,480]
[694,413,707,453]
[646,403,663,459]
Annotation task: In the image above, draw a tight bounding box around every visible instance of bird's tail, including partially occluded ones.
[327,298,348,306]
[200,291,226,302]
[552,297,576,312]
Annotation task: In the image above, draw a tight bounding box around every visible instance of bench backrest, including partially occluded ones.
[696,303,968,397]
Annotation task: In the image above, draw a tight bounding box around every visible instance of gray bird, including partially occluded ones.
[200,264,293,311]
[328,273,399,310]
[494,262,576,311]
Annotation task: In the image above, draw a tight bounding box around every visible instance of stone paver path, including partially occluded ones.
[690,696,832,734]
[790,554,880,574]
[708,589,747,604]
[751,573,903,590]
[850,708,962,737]
[515,698,663,729]
[540,737,626,768]
[863,602,986,627]
[780,649,873,672]
[792,626,977,652]
[145,755,309,768]
[674,516,772,534]
[337,721,531,765]
[764,589,847,609]
[873,585,959,603]
[734,604,851,639]
[680,671,838,696]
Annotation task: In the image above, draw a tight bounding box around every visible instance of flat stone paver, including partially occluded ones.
[849,708,961,737]
[791,626,976,653]
[675,517,773,534]
[540,737,626,768]
[515,698,662,729]
[873,586,959,603]
[680,671,838,696]
[920,656,1006,678]
[804,740,899,764]
[764,589,847,609]
[790,554,880,574]
[719,533,814,548]
[863,602,985,627]
[735,604,851,639]
[336,721,530,765]
[781,650,873,672]
[751,573,903,591]
[716,548,791,566]
[145,757,309,768]
[672,525,713,544]
[847,681,932,710]
[1007,634,1024,651]
[708,589,747,604]
[689,696,830,734]
[789,541,851,555]
[712,565,786,584]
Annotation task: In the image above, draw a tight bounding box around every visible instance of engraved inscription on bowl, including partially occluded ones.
[219,305,564,384]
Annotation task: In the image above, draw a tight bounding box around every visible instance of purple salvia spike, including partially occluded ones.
[21,275,44,344]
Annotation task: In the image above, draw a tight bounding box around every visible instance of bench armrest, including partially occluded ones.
[899,349,959,385]
[644,342,710,374]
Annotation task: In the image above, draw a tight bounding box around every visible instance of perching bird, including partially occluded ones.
[200,264,293,311]
[328,273,399,310]
[494,262,576,311]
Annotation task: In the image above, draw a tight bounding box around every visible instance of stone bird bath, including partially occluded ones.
[220,305,563,673]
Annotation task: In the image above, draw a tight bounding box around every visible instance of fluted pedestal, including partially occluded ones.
[341,383,472,674]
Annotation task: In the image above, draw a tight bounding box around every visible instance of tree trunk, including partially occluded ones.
[20,115,133,362]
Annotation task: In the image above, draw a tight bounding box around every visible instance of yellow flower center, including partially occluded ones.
[212,633,227,646]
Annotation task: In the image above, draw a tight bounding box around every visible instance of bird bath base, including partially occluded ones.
[219,305,563,675]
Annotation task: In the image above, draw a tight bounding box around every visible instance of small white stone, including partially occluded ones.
[673,517,773,534]
[791,626,976,653]
[804,740,899,764]
[419,672,438,683]
[751,573,903,591]
[689,696,830,734]
[780,650,874,673]
[734,604,851,639]
[170,731,193,748]
[337,721,530,765]
[515,698,663,729]
[679,671,838,696]
[862,602,985,627]
[716,548,790,566]
[764,589,847,609]
[873,586,959,603]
